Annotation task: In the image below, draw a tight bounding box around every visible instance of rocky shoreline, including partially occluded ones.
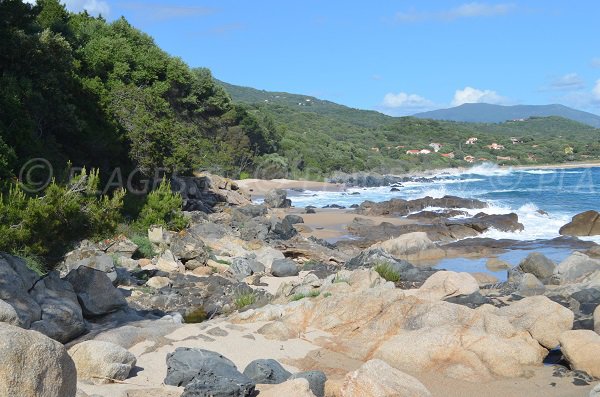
[1,174,600,397]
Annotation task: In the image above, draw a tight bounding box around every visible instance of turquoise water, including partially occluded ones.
[290,164,600,244]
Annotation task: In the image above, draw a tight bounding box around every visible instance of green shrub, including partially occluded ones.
[374,263,400,283]
[291,290,320,301]
[133,177,188,232]
[130,234,155,258]
[234,291,257,309]
[0,168,124,267]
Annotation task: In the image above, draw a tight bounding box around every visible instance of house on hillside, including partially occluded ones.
[406,150,421,155]
[465,137,478,145]
[496,156,512,161]
[441,152,455,159]
[419,149,432,154]
[371,147,380,152]
[464,155,475,163]
[429,143,442,152]
[487,143,505,150]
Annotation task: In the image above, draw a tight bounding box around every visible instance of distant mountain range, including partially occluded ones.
[413,103,600,128]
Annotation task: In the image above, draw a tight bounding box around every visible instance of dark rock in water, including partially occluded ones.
[350,192,361,195]
[323,204,346,209]
[390,187,400,192]
[64,266,127,318]
[444,291,491,309]
[289,370,327,397]
[356,195,487,216]
[268,218,298,241]
[242,359,292,384]
[284,214,304,225]
[165,347,255,397]
[559,210,600,236]
[230,258,265,281]
[448,212,524,233]
[326,172,406,187]
[29,271,86,343]
[517,253,555,284]
[407,210,468,220]
[271,259,299,277]
[264,189,291,208]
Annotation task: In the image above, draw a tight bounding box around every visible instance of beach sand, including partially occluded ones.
[236,178,345,197]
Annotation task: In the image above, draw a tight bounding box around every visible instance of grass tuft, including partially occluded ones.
[235,291,257,309]
[374,262,400,283]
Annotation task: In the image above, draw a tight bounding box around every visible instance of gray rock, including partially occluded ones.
[271,259,299,277]
[518,253,555,283]
[243,359,292,384]
[0,298,19,325]
[518,273,546,297]
[61,247,117,282]
[560,210,600,236]
[346,248,434,284]
[164,347,255,397]
[0,323,77,397]
[29,272,86,343]
[0,253,41,327]
[230,258,265,281]
[171,232,208,263]
[264,189,291,208]
[556,252,600,283]
[268,218,298,240]
[289,370,327,397]
[68,340,137,384]
[284,214,304,225]
[64,267,127,317]
[102,237,138,259]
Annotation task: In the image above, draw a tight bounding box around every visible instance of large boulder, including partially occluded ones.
[29,272,86,343]
[172,174,251,212]
[264,189,291,208]
[259,378,316,397]
[289,370,326,397]
[555,252,600,284]
[406,271,479,301]
[339,359,431,397]
[559,210,600,236]
[517,252,556,283]
[100,235,139,259]
[496,296,574,349]
[242,359,291,384]
[560,330,600,378]
[171,231,208,263]
[164,347,255,397]
[268,218,298,240]
[0,323,77,397]
[372,232,445,261]
[60,246,117,282]
[64,267,127,317]
[270,258,299,277]
[68,340,136,384]
[0,298,19,325]
[156,249,186,273]
[0,253,41,327]
[230,258,265,281]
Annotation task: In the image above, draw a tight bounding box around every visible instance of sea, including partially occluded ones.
[288,164,600,280]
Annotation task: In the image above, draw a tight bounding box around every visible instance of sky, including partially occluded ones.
[50,0,600,116]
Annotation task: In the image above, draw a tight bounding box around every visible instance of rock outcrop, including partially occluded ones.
[172,174,252,212]
[560,330,600,378]
[559,210,600,236]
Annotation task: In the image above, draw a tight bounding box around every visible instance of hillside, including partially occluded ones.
[413,103,600,128]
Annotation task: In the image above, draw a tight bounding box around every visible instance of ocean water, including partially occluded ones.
[290,163,600,245]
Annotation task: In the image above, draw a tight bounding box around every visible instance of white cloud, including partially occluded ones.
[382,92,434,109]
[544,73,585,91]
[593,79,600,100]
[452,86,507,106]
[120,3,215,21]
[396,2,515,23]
[23,0,110,16]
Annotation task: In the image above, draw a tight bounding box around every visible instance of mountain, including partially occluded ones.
[217,80,392,128]
[413,103,600,128]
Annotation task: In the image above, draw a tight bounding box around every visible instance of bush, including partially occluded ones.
[130,234,155,259]
[374,263,400,282]
[234,291,257,309]
[0,168,124,267]
[133,177,188,232]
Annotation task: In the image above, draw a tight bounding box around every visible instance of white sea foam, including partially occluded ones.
[516,169,556,175]
[464,162,513,177]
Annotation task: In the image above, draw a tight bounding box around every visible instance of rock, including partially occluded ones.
[486,257,511,271]
[408,271,479,301]
[230,258,265,281]
[259,379,316,397]
[147,276,171,289]
[559,210,600,236]
[444,291,491,308]
[591,383,600,397]
[164,347,255,397]
[60,246,117,282]
[0,298,19,325]
[233,205,268,219]
[268,218,298,240]
[157,250,185,273]
[518,253,555,283]
[497,296,574,348]
[449,212,524,233]
[29,271,86,343]
[289,370,326,397]
[171,231,208,263]
[271,259,299,277]
[264,189,291,208]
[518,273,545,296]
[306,208,316,214]
[68,340,136,384]
[0,253,40,327]
[64,266,127,317]
[148,226,168,244]
[372,232,445,261]
[356,195,487,216]
[471,272,499,286]
[242,359,292,384]
[192,266,214,276]
[560,330,600,378]
[116,257,139,271]
[340,359,431,397]
[0,323,77,397]
[102,235,138,259]
[284,214,304,225]
[184,259,204,271]
[555,252,600,283]
[172,174,252,212]
[594,305,600,335]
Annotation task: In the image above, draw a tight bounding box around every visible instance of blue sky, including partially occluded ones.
[56,1,600,116]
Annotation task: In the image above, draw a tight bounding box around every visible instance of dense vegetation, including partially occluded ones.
[221,82,600,175]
